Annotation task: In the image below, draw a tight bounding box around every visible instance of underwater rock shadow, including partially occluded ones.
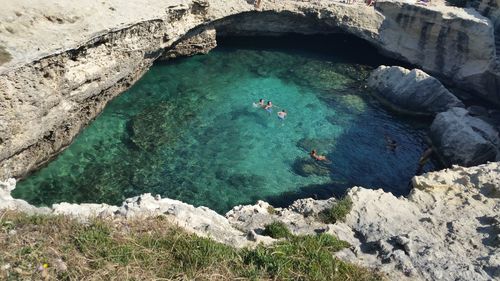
[230,106,269,128]
[323,104,439,197]
[264,182,350,208]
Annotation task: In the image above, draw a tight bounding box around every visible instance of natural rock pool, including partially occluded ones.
[13,35,437,213]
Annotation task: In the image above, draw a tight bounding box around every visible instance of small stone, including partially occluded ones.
[54,259,67,273]
[247,230,258,242]
[1,263,10,271]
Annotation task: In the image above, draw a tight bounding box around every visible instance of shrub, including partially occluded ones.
[242,234,369,280]
[319,197,353,224]
[262,221,292,239]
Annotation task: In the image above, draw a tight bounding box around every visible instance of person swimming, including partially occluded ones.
[277,109,287,121]
[310,149,327,161]
[253,98,265,108]
[384,134,397,151]
[264,101,273,114]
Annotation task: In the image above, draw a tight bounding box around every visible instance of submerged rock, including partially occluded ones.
[368,66,464,116]
[291,158,331,177]
[430,107,499,167]
[128,101,196,151]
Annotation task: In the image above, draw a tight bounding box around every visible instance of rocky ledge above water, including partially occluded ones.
[367,65,464,116]
[1,161,499,281]
[1,0,500,180]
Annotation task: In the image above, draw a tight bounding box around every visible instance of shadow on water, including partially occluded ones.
[266,81,440,209]
[265,182,350,208]
[217,34,413,68]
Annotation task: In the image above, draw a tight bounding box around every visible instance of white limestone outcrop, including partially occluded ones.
[160,27,217,60]
[1,161,499,280]
[368,65,464,115]
[0,0,499,180]
[430,107,500,166]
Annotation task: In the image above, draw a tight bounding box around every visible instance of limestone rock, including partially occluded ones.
[1,0,498,180]
[375,0,499,104]
[1,162,500,280]
[161,27,217,60]
[430,107,499,166]
[0,178,47,214]
[368,66,464,116]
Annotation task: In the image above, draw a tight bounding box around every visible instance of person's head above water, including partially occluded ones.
[267,101,272,105]
[259,99,264,102]
[282,109,286,113]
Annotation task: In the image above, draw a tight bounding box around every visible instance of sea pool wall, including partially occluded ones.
[0,0,499,180]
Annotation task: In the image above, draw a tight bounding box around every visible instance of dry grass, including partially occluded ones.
[0,211,385,280]
[0,46,12,66]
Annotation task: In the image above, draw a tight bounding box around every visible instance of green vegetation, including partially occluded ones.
[262,221,292,239]
[266,205,276,215]
[0,211,384,280]
[319,197,353,224]
[0,46,12,66]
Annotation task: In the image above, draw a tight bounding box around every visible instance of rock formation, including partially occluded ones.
[160,27,217,60]
[368,65,464,115]
[0,0,499,180]
[1,1,500,279]
[2,161,499,280]
[430,107,500,166]
[374,1,499,104]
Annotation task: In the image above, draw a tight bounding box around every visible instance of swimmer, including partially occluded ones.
[253,98,265,108]
[264,101,273,114]
[416,147,433,175]
[385,134,397,151]
[277,109,287,121]
[310,149,327,161]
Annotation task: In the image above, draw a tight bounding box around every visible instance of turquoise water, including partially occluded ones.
[13,36,436,213]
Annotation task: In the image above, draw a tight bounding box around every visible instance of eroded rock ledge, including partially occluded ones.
[1,162,499,280]
[1,0,499,180]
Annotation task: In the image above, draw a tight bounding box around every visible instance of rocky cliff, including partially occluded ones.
[1,162,499,280]
[1,1,499,280]
[1,0,499,180]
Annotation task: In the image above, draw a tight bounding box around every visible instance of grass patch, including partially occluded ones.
[0,210,384,280]
[0,46,12,66]
[319,197,353,224]
[262,221,292,239]
[267,205,276,215]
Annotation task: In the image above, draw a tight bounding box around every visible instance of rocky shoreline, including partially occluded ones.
[1,162,499,280]
[1,0,500,280]
[1,0,500,180]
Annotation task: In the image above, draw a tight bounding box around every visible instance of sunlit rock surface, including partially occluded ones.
[0,0,498,180]
[160,27,217,60]
[1,161,499,280]
[368,65,464,115]
[0,1,499,279]
[430,107,500,166]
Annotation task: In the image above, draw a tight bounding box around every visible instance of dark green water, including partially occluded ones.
[13,35,436,213]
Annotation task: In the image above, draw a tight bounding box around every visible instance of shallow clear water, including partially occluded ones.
[13,36,437,213]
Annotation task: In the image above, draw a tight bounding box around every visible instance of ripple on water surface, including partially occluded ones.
[14,39,437,213]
